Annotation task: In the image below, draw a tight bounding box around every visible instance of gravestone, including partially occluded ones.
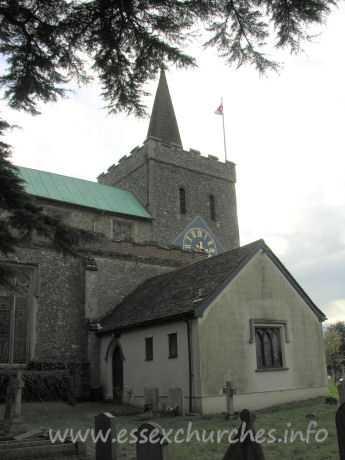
[144,387,159,416]
[3,370,26,435]
[338,381,345,404]
[222,409,265,460]
[336,402,345,459]
[95,412,117,460]
[223,377,236,419]
[168,388,184,416]
[136,422,168,460]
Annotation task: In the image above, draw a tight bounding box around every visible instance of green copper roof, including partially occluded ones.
[17,166,151,219]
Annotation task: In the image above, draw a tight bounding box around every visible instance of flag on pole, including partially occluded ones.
[214,99,227,162]
[215,103,223,115]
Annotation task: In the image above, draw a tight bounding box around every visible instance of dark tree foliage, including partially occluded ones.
[0,0,338,276]
[327,321,345,365]
[0,0,337,116]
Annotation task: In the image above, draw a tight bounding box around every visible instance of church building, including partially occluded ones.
[0,70,328,413]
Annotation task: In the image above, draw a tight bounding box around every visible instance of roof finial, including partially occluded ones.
[146,69,183,148]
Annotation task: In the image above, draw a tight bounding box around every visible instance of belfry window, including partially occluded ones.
[0,268,34,364]
[179,188,186,214]
[209,195,216,220]
[255,327,283,369]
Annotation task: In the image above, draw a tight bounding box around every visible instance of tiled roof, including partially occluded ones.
[17,166,151,219]
[101,239,326,333]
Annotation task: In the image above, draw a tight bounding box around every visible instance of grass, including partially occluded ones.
[0,382,340,459]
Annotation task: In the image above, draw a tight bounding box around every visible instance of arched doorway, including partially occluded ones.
[112,345,123,402]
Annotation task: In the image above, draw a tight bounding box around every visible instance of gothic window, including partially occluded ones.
[112,219,134,241]
[0,268,33,364]
[179,188,186,214]
[145,337,153,361]
[209,195,216,220]
[168,333,178,358]
[255,327,283,369]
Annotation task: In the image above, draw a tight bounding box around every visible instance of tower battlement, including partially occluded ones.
[98,138,236,187]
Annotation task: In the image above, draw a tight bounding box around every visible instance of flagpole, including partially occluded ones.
[221,97,227,162]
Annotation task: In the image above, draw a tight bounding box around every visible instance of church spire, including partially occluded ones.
[146,69,182,148]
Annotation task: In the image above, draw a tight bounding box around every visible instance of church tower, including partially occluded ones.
[98,70,240,253]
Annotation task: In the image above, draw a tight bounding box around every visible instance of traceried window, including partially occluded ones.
[209,195,216,220]
[112,219,134,241]
[145,337,153,361]
[255,327,283,369]
[0,268,33,364]
[168,333,178,358]
[179,188,186,214]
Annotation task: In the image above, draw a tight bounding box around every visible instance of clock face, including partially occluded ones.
[183,227,217,257]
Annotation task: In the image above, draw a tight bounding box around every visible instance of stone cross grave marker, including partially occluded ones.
[222,409,266,460]
[136,422,168,460]
[168,388,184,416]
[144,387,159,416]
[338,381,345,405]
[95,412,117,460]
[223,377,236,419]
[3,369,26,435]
[336,402,345,459]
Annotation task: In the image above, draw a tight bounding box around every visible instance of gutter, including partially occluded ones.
[184,317,193,413]
[98,311,194,336]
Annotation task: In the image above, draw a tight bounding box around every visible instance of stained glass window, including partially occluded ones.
[0,269,32,364]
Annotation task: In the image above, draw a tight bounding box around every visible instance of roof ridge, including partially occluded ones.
[17,165,121,190]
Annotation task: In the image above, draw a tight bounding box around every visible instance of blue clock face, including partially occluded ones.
[172,216,224,257]
[182,227,217,257]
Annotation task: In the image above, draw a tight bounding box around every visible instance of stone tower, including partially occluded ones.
[98,70,240,252]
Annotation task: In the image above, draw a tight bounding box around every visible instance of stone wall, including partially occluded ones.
[0,245,87,362]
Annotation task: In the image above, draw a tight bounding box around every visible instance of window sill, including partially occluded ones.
[255,367,289,372]
[168,356,178,359]
[145,358,153,362]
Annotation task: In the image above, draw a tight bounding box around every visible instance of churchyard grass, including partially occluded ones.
[0,395,340,459]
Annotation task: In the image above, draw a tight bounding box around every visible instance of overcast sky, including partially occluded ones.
[2,4,345,324]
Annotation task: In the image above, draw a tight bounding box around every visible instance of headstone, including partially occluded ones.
[3,370,26,435]
[136,422,168,460]
[222,409,265,460]
[167,388,184,416]
[336,402,345,459]
[223,376,236,419]
[144,387,159,416]
[95,412,117,460]
[338,381,345,404]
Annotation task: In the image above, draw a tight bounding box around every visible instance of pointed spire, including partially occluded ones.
[146,69,183,148]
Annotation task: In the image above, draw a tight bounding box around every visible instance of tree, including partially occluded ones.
[324,325,345,383]
[0,0,339,276]
[326,321,345,364]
